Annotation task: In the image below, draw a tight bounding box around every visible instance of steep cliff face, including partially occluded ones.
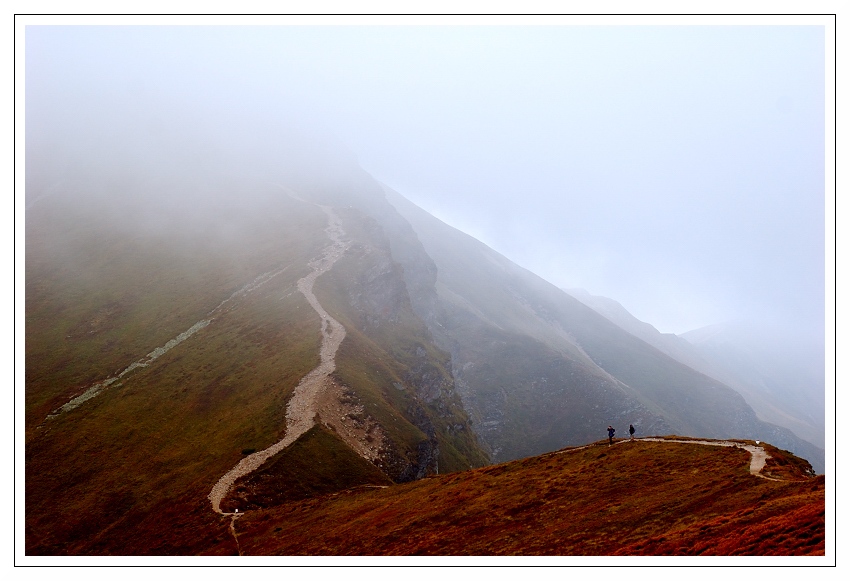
[309,203,489,478]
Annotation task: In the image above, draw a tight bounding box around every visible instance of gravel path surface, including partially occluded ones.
[208,205,350,515]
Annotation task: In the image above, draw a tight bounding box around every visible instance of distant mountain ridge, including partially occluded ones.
[681,322,825,449]
[565,288,825,452]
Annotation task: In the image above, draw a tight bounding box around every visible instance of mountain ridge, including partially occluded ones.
[565,288,825,454]
[230,436,823,556]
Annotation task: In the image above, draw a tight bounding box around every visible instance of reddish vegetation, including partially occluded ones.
[231,438,824,556]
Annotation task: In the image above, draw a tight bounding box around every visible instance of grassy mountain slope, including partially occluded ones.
[25,183,325,430]
[25,160,486,554]
[221,425,393,512]
[233,437,823,556]
[26,181,330,554]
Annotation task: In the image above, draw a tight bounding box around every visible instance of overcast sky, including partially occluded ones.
[23,18,828,339]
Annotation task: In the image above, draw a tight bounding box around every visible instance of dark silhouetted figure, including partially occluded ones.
[607,425,616,446]
[629,424,635,441]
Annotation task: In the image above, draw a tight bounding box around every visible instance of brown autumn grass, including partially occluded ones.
[232,438,824,556]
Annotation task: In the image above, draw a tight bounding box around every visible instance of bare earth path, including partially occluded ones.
[556,437,779,480]
[636,437,778,480]
[207,204,351,516]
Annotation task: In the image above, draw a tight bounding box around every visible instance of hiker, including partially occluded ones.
[629,424,635,441]
[607,425,616,446]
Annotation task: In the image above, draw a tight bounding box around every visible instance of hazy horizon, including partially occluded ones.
[22,18,829,345]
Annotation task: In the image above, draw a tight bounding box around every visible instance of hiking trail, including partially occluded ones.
[207,202,351,517]
[556,437,783,481]
[637,437,780,480]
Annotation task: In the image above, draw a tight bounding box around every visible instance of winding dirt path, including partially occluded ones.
[636,438,777,479]
[207,204,351,515]
[556,437,781,480]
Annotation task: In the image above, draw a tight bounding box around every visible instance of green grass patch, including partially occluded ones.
[222,424,393,512]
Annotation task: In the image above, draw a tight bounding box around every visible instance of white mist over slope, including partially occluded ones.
[23,20,827,341]
[21,17,829,430]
